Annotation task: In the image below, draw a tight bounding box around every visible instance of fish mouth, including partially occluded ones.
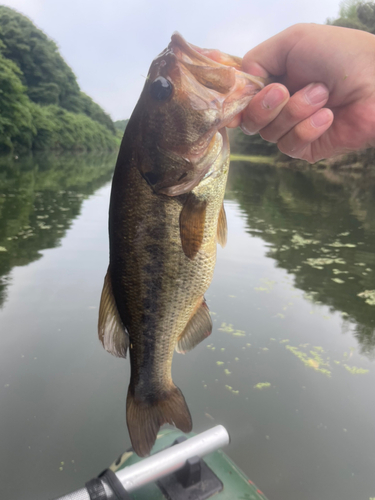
[169,32,269,94]
[165,33,270,131]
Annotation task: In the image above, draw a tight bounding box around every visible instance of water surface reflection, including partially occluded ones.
[0,152,116,307]
[227,162,375,354]
[0,155,375,500]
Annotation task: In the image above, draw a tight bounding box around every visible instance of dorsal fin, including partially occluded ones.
[98,268,129,358]
[176,298,212,354]
[179,193,207,259]
[217,202,227,247]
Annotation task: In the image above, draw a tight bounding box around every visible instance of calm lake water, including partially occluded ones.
[1,152,375,500]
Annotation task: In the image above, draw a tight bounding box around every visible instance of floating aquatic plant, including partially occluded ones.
[343,365,369,375]
[357,290,375,306]
[286,345,331,377]
[219,322,246,337]
[254,382,271,390]
[291,234,319,246]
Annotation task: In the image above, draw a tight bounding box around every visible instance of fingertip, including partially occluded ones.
[261,83,289,110]
[240,83,289,135]
[310,108,334,129]
[277,108,334,161]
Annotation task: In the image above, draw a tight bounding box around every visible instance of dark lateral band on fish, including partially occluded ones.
[98,33,266,457]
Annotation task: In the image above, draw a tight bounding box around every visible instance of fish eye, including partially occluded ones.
[149,77,173,101]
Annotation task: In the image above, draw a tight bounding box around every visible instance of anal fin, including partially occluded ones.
[98,268,129,358]
[217,202,227,248]
[180,193,207,259]
[176,298,212,354]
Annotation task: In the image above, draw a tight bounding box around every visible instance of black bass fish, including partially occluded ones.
[98,33,266,457]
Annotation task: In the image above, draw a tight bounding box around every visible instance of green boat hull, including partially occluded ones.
[109,428,268,500]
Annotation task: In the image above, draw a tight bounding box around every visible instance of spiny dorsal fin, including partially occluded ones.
[180,193,207,259]
[217,202,227,248]
[98,268,129,358]
[176,298,212,354]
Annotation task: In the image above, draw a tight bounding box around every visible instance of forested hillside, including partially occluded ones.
[0,6,119,154]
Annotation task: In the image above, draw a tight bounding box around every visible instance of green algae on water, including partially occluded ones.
[291,234,319,246]
[332,269,348,275]
[219,322,246,337]
[357,290,375,306]
[328,241,356,248]
[254,382,271,390]
[254,278,275,293]
[286,345,331,377]
[305,257,346,269]
[343,364,369,375]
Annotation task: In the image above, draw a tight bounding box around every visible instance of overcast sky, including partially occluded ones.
[2,0,342,120]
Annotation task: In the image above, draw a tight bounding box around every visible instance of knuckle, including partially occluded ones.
[283,99,304,121]
[293,125,310,145]
[287,23,312,39]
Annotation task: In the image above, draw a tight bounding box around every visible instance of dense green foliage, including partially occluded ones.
[327,1,375,33]
[0,6,118,154]
[114,119,129,133]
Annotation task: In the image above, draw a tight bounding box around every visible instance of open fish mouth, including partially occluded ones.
[169,32,268,113]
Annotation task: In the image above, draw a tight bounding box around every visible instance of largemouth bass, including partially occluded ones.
[98,33,266,457]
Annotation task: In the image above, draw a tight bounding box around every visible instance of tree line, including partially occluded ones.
[0,6,120,154]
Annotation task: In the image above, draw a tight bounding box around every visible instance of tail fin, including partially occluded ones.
[126,385,192,457]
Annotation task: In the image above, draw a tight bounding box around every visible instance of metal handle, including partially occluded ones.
[53,425,230,500]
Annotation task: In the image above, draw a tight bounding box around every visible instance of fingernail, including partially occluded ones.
[262,86,286,110]
[305,83,328,106]
[311,109,332,128]
[240,122,257,135]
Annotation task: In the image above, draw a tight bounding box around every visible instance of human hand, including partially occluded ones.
[228,24,375,162]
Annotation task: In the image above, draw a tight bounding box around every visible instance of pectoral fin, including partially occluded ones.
[217,203,227,248]
[176,299,212,354]
[98,268,129,358]
[180,193,207,259]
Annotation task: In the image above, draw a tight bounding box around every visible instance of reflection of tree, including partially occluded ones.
[227,162,375,355]
[0,152,116,307]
